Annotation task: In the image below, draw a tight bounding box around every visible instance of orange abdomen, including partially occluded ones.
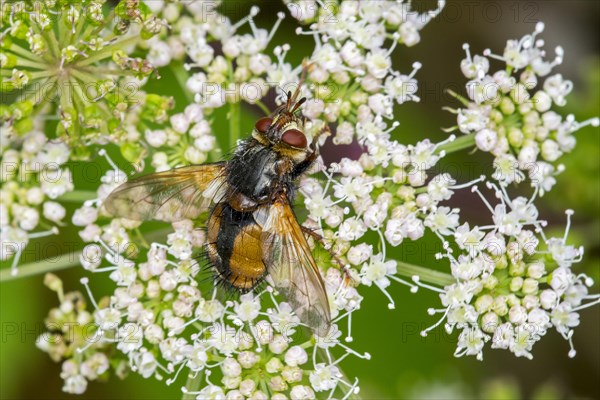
[206,204,267,291]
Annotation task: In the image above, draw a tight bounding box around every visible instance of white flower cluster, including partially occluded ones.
[141,101,217,171]
[448,22,599,195]
[293,0,444,141]
[286,0,445,47]
[420,182,598,360]
[1,124,72,274]
[300,136,481,308]
[36,274,122,395]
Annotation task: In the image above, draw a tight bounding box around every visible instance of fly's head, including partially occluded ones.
[251,90,312,163]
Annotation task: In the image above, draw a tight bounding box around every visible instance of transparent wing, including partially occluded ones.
[103,163,227,222]
[254,193,331,335]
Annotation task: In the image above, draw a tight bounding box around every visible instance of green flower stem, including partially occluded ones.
[75,36,140,67]
[229,101,241,149]
[394,259,455,287]
[446,89,470,106]
[435,133,476,155]
[16,58,48,69]
[85,67,143,77]
[30,70,57,80]
[255,100,271,116]
[0,251,81,282]
[6,44,44,62]
[39,24,61,60]
[58,190,97,202]
[182,370,204,400]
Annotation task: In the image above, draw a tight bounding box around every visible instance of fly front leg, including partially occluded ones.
[291,124,331,179]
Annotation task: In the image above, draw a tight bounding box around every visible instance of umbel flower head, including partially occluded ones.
[36,273,125,395]
[446,22,600,195]
[1,117,73,275]
[420,181,598,360]
[0,0,173,159]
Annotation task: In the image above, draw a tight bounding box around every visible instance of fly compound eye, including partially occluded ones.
[255,117,272,133]
[281,129,307,148]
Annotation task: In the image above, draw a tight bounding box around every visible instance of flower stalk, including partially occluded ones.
[0,251,81,282]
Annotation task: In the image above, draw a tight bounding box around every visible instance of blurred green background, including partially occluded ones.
[1,1,599,399]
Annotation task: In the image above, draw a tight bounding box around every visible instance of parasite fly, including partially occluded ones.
[104,86,333,335]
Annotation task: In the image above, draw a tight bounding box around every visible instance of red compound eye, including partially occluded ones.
[255,117,272,133]
[281,129,307,148]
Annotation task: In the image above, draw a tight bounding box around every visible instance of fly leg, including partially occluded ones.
[291,124,331,179]
[300,225,355,285]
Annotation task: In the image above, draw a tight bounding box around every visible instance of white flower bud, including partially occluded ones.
[540,289,558,309]
[522,294,540,310]
[492,296,508,316]
[238,351,259,369]
[268,334,289,354]
[284,345,308,366]
[541,139,561,161]
[221,358,242,377]
[522,278,539,294]
[475,128,497,152]
[239,379,256,397]
[145,129,167,148]
[43,201,65,222]
[72,206,98,226]
[265,357,283,374]
[475,294,494,313]
[481,312,499,333]
[533,90,552,112]
[508,305,527,325]
[26,187,44,205]
[510,277,523,292]
[290,385,315,400]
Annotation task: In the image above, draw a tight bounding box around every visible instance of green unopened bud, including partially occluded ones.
[482,274,498,290]
[500,96,515,115]
[63,6,80,28]
[350,91,368,105]
[27,33,47,55]
[492,295,508,316]
[10,20,29,40]
[508,127,524,147]
[522,278,539,294]
[141,16,164,39]
[509,260,526,276]
[494,254,508,269]
[112,49,128,67]
[475,294,494,313]
[121,142,145,164]
[509,277,523,292]
[0,52,17,68]
[10,100,34,119]
[8,69,30,89]
[14,118,33,135]
[44,273,63,294]
[86,2,104,25]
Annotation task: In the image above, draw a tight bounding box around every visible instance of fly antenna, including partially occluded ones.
[291,97,307,113]
[288,59,311,112]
